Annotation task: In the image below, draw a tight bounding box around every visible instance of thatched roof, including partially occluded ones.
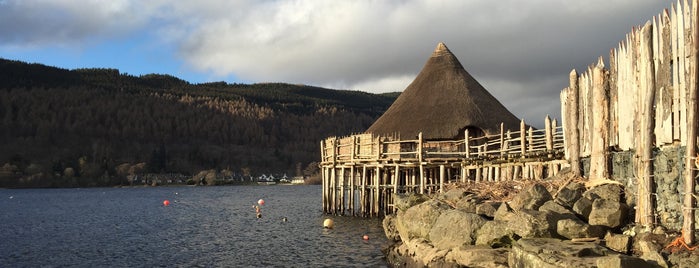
[366,42,521,140]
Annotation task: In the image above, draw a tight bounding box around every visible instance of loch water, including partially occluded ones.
[0,185,389,267]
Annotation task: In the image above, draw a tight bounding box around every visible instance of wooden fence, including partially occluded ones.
[559,0,699,244]
[320,117,566,217]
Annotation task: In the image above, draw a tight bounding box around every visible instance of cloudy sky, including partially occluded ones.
[0,0,675,123]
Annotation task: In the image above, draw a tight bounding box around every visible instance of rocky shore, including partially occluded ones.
[381,169,699,267]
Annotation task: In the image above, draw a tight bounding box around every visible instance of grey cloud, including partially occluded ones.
[0,0,676,124]
[0,0,149,46]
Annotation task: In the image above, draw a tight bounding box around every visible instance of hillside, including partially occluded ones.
[0,58,399,187]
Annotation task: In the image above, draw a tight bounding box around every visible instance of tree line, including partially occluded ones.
[0,58,398,187]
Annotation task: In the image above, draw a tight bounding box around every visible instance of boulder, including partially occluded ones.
[429,210,487,250]
[539,200,579,221]
[395,199,450,242]
[402,238,453,268]
[635,233,669,268]
[494,202,515,221]
[595,255,655,268]
[555,181,585,208]
[509,183,553,211]
[508,238,611,268]
[588,199,629,228]
[505,209,558,238]
[583,184,625,203]
[476,201,501,218]
[393,193,430,211]
[476,220,519,248]
[668,251,699,268]
[573,197,593,220]
[382,214,400,241]
[557,218,607,239]
[604,232,631,254]
[445,245,510,268]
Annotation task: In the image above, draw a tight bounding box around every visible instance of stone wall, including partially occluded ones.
[580,145,686,230]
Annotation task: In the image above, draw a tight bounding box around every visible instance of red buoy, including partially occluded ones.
[363,235,369,240]
[258,199,265,206]
[163,200,170,206]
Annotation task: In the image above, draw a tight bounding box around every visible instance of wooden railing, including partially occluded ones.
[321,116,564,165]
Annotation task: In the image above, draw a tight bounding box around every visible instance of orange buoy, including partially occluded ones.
[163,200,170,206]
[258,199,265,206]
[363,235,369,240]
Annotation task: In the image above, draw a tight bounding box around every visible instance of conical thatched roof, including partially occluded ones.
[366,42,521,140]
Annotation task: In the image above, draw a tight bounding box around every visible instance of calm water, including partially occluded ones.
[0,185,389,267]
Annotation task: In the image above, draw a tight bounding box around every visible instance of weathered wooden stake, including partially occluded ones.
[682,0,698,245]
[569,70,581,177]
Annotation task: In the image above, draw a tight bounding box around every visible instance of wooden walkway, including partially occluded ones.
[320,117,566,217]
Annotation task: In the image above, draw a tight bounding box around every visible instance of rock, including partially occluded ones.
[573,197,593,220]
[505,209,558,238]
[494,202,515,221]
[604,232,632,254]
[557,218,607,239]
[635,234,669,268]
[508,238,611,268]
[476,201,500,218]
[476,220,519,248]
[445,245,509,268]
[539,200,579,221]
[429,210,487,250]
[382,214,400,241]
[595,255,655,268]
[393,193,430,211]
[668,251,699,268]
[588,199,629,228]
[452,196,480,213]
[402,238,453,267]
[395,199,450,242]
[509,183,553,211]
[555,181,585,208]
[583,183,625,203]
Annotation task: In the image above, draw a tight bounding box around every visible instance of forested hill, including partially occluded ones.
[0,58,399,187]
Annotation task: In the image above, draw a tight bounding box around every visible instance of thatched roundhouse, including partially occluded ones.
[366,42,521,140]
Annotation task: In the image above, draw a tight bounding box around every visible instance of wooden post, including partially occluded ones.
[528,127,534,152]
[322,167,327,213]
[394,165,399,213]
[683,0,698,245]
[374,166,380,217]
[418,132,425,194]
[465,129,471,158]
[500,123,505,157]
[361,165,367,216]
[520,119,526,157]
[545,115,553,156]
[569,70,581,177]
[350,166,355,216]
[590,57,610,183]
[439,165,445,193]
[339,167,345,215]
[637,21,655,227]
